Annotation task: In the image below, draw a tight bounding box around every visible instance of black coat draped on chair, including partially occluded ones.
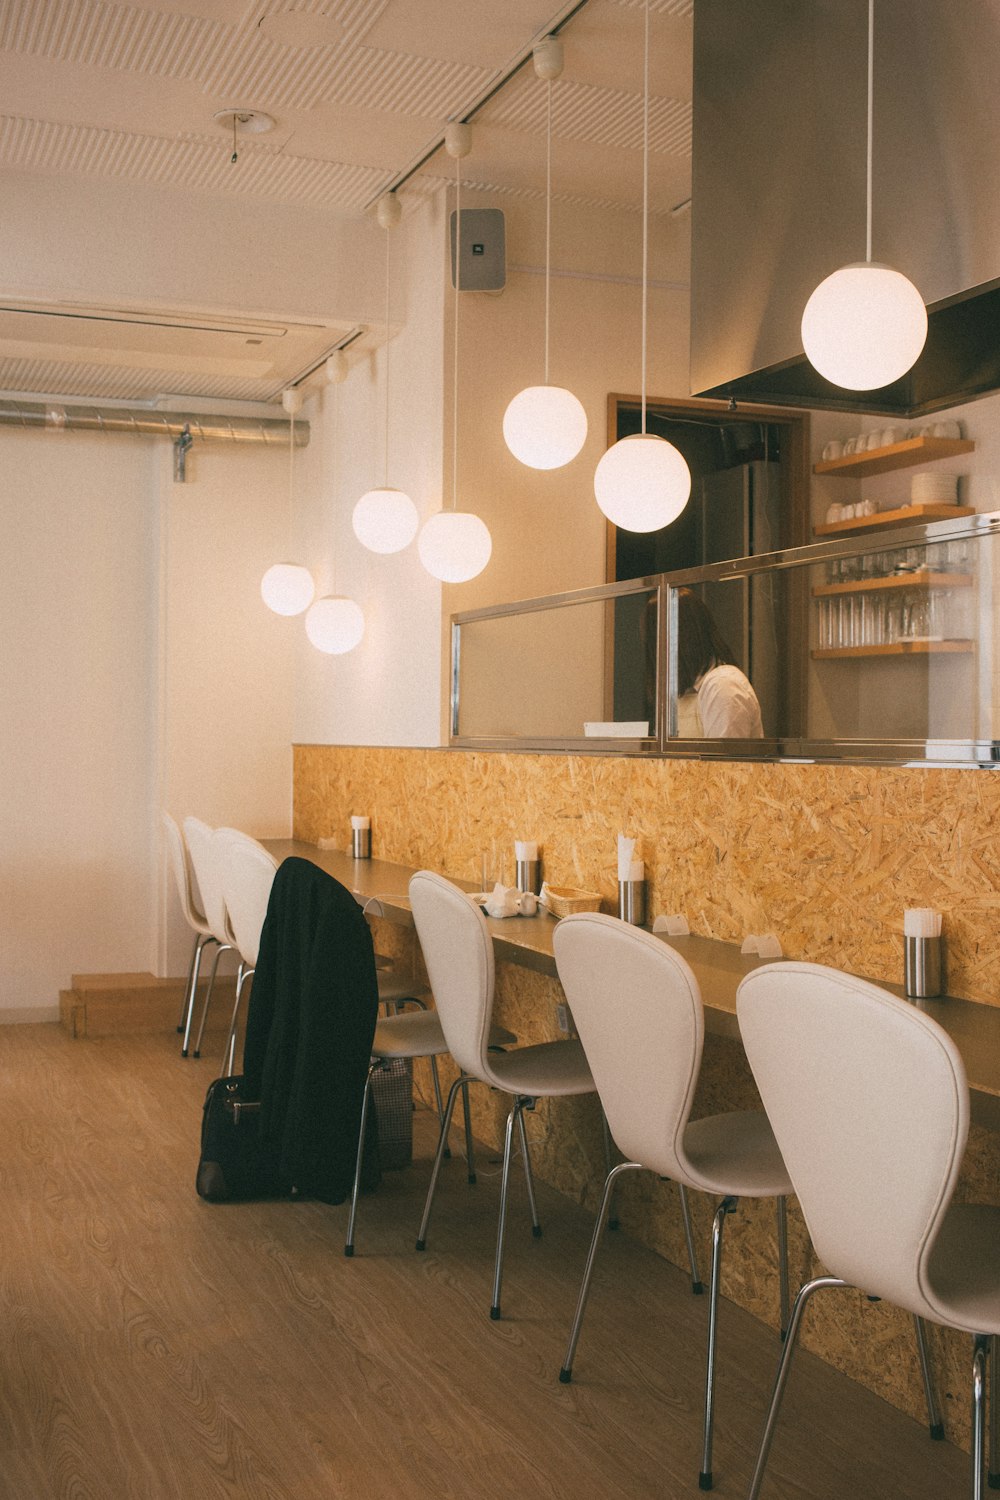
[242,857,380,1204]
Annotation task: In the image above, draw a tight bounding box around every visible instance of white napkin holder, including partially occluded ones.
[741,933,783,958]
[653,913,690,935]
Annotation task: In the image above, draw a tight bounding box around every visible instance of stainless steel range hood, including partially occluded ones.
[690,0,1000,417]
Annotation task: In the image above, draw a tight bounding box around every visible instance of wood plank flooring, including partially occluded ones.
[0,1025,970,1499]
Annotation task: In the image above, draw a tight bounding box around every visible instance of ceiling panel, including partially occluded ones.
[481,74,690,155]
[0,0,693,400]
[0,112,389,208]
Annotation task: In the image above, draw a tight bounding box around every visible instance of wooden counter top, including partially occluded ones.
[264,840,1000,1131]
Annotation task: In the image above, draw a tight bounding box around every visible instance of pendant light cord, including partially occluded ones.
[288,407,295,525]
[383,226,391,487]
[865,0,873,264]
[544,77,552,386]
[641,0,649,434]
[452,154,460,511]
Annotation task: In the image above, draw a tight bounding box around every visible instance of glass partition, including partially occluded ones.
[664,510,1000,762]
[451,511,1000,765]
[451,580,661,749]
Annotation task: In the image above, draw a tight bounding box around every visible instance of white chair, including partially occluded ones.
[736,962,988,1499]
[213,827,279,1076]
[343,1003,517,1258]
[162,811,217,1057]
[552,912,793,1492]
[183,817,240,1063]
[408,870,598,1321]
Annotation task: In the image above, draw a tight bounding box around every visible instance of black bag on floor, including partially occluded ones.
[195,1075,292,1203]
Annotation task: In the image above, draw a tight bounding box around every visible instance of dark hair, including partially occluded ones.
[675,587,737,696]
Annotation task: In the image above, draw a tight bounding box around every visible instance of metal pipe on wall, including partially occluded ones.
[0,398,308,481]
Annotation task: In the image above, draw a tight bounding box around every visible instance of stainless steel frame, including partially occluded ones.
[450,574,664,754]
[449,511,1000,768]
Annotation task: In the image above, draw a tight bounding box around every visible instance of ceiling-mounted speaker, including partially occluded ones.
[450,208,506,292]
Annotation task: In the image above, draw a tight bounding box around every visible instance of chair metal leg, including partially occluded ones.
[776,1196,790,1336]
[429,1055,445,1123]
[974,1334,989,1500]
[746,1276,847,1500]
[700,1195,737,1490]
[180,933,216,1055]
[679,1183,705,1295]
[192,941,231,1058]
[600,1110,621,1230]
[223,962,252,1077]
[178,930,200,1032]
[461,1077,476,1183]
[559,1161,642,1383]
[989,1334,1000,1489]
[913,1315,945,1440]
[416,1074,468,1251]
[489,1100,520,1320]
[427,1054,455,1160]
[516,1102,541,1238]
[344,1064,377,1257]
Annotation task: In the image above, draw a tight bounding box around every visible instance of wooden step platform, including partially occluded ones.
[59,971,237,1039]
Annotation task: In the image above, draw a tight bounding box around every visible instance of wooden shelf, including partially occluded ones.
[814,503,975,537]
[812,571,973,597]
[813,435,975,478]
[812,640,973,659]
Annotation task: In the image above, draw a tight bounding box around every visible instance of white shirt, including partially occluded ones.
[676,664,764,739]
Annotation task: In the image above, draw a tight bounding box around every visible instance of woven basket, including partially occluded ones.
[540,883,603,918]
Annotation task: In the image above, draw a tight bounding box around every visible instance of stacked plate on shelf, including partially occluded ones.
[911,471,959,504]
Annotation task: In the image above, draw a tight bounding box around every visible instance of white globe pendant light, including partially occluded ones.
[595,434,691,532]
[305,595,365,655]
[260,561,315,615]
[352,194,419,554]
[503,384,588,470]
[418,511,492,584]
[802,262,927,390]
[418,122,493,584]
[353,486,419,553]
[800,1,926,390]
[261,387,315,615]
[502,39,587,471]
[594,0,690,534]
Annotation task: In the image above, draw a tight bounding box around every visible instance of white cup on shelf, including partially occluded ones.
[822,440,844,461]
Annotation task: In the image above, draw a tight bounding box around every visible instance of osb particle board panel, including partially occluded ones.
[295,746,1000,1006]
[296,743,1000,1449]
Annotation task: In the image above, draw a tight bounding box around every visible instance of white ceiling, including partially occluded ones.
[0,0,693,402]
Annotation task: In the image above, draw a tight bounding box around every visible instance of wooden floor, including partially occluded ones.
[0,1026,969,1500]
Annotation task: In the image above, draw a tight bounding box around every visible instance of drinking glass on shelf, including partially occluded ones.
[818,599,833,649]
[927,591,946,638]
[908,593,930,638]
[869,595,885,645]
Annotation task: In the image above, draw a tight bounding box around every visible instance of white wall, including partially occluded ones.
[0,427,158,1019]
[157,437,298,977]
[0,415,297,1016]
[440,191,693,619]
[292,192,446,751]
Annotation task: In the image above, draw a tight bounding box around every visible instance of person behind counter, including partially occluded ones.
[675,586,764,738]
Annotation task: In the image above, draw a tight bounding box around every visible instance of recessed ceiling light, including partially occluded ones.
[258,10,343,49]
